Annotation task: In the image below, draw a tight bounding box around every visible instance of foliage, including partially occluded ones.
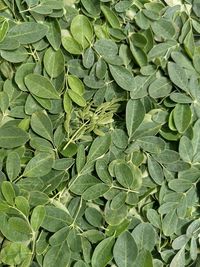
[0,0,199,266]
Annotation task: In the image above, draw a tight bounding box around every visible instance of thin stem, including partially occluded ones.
[62,120,89,150]
[13,174,23,184]
[112,185,139,193]
[69,197,82,228]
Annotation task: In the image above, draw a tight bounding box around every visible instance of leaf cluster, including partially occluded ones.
[0,0,199,267]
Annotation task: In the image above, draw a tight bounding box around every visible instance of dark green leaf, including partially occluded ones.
[44,48,64,78]
[25,74,60,99]
[23,152,54,177]
[113,231,138,267]
[43,240,71,267]
[91,237,115,267]
[0,126,29,148]
[126,99,145,138]
[109,65,135,91]
[8,22,48,44]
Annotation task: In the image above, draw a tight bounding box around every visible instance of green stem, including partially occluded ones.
[70,197,83,228]
[62,120,89,150]
[112,185,139,194]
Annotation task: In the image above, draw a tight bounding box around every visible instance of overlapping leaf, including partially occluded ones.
[0,1,199,267]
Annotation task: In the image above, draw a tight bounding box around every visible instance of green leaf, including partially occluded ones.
[126,99,145,138]
[137,136,165,154]
[149,77,172,98]
[91,237,115,267]
[74,261,89,267]
[15,196,30,217]
[15,63,35,92]
[0,91,9,113]
[25,74,60,99]
[0,20,9,43]
[186,219,200,237]
[81,0,101,16]
[148,40,177,59]
[1,46,28,63]
[7,22,48,44]
[0,126,29,148]
[43,240,71,267]
[162,210,178,236]
[87,134,111,162]
[179,136,193,162]
[153,149,180,164]
[46,19,61,50]
[53,158,75,170]
[101,5,120,29]
[27,4,52,14]
[67,75,85,95]
[147,156,164,185]
[68,89,86,107]
[44,48,64,78]
[83,47,95,69]
[85,207,103,228]
[172,235,189,250]
[30,136,53,152]
[105,202,128,226]
[114,162,142,190]
[8,217,32,240]
[96,159,112,184]
[184,29,195,59]
[146,209,161,229]
[84,75,105,89]
[0,1,199,266]
[62,35,83,54]
[82,183,110,200]
[132,223,157,252]
[151,18,176,39]
[170,247,185,267]
[67,228,81,252]
[115,162,134,189]
[96,58,107,79]
[113,231,138,267]
[1,181,15,205]
[173,104,192,133]
[29,191,49,207]
[133,250,153,267]
[170,92,192,103]
[193,47,200,73]
[94,39,118,58]
[49,226,69,246]
[41,206,72,232]
[0,242,31,266]
[190,236,198,261]
[31,111,53,142]
[130,33,147,48]
[168,179,193,192]
[31,205,46,231]
[168,62,188,92]
[23,152,54,177]
[112,129,128,149]
[0,214,31,242]
[0,37,19,50]
[111,191,127,209]
[82,229,104,244]
[130,43,148,67]
[109,65,136,91]
[70,15,93,48]
[6,152,21,181]
[76,144,86,173]
[69,174,99,195]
